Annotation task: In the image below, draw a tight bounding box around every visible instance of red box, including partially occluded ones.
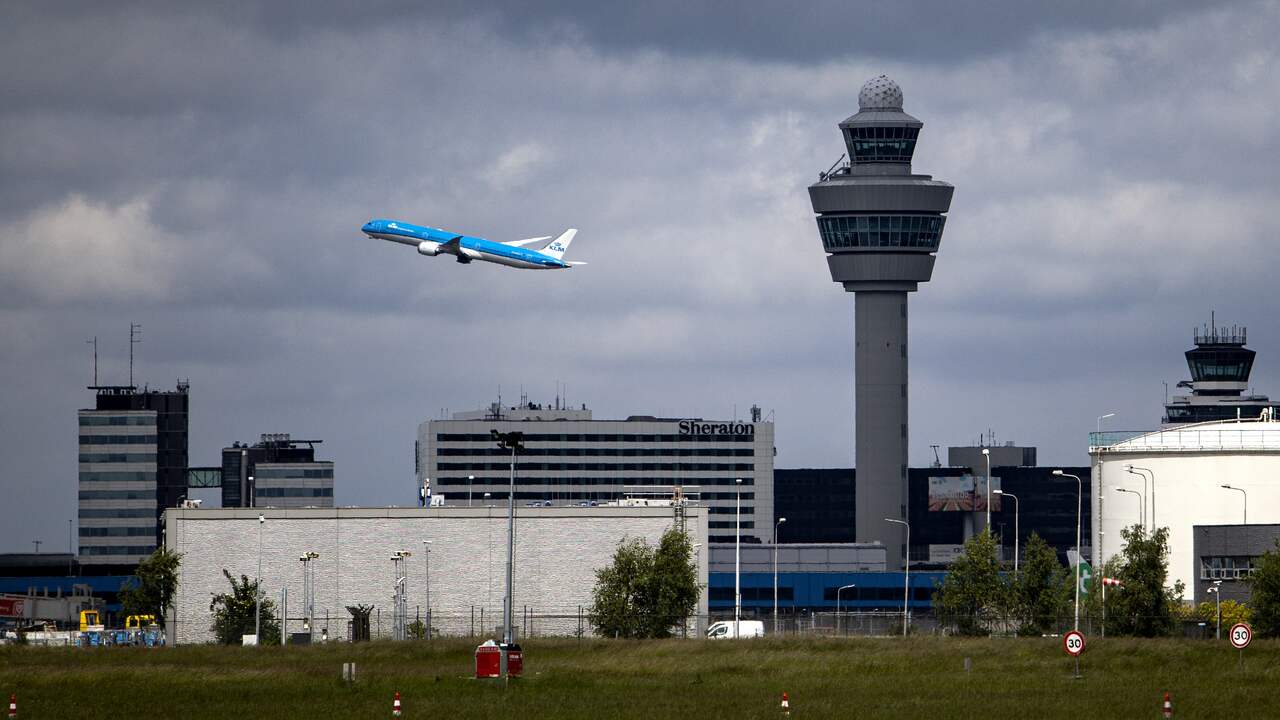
[475,642,522,678]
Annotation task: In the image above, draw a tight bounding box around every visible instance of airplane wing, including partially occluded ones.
[439,236,463,252]
[502,236,552,247]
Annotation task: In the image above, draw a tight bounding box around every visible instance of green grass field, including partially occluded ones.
[2,636,1276,718]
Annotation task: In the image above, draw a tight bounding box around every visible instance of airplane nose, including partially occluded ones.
[361,221,376,234]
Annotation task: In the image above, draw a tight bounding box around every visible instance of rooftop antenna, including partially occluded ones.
[930,445,941,468]
[86,337,97,386]
[128,323,142,387]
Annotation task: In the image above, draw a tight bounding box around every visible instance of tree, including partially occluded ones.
[589,528,698,638]
[1106,525,1183,637]
[209,569,281,645]
[1249,540,1280,637]
[1013,532,1071,635]
[933,529,1012,635]
[119,547,182,628]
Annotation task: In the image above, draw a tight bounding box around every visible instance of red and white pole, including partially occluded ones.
[393,691,402,717]
[1162,691,1172,718]
[7,693,15,719]
[781,691,790,716]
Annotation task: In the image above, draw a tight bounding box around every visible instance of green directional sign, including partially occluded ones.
[1076,561,1093,596]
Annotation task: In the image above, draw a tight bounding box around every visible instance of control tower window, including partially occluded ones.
[844,127,918,162]
[817,215,945,251]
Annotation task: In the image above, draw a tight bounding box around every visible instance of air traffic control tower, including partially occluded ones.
[808,75,953,568]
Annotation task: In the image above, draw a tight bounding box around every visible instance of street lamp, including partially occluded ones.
[982,448,991,532]
[491,429,524,682]
[1053,470,1083,631]
[299,551,319,640]
[255,514,264,643]
[734,477,743,639]
[773,517,787,635]
[884,518,910,637]
[1221,485,1247,524]
[422,540,433,639]
[1127,465,1155,529]
[836,583,856,636]
[468,475,475,507]
[994,490,1019,575]
[1115,487,1144,530]
[1208,581,1222,640]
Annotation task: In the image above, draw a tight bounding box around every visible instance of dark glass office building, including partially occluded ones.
[221,434,333,508]
[775,466,1092,565]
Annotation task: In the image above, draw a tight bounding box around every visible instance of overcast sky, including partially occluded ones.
[3,1,1279,553]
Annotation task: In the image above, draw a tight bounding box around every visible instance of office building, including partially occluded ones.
[221,434,333,508]
[1191,523,1280,605]
[807,75,955,568]
[77,384,188,564]
[774,464,1091,566]
[418,401,774,543]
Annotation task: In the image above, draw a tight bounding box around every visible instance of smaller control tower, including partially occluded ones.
[808,76,954,568]
[1164,318,1280,425]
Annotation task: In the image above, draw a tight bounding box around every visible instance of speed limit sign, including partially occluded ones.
[1063,630,1086,656]
[1230,623,1252,649]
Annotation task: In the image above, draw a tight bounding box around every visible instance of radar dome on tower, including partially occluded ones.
[858,75,903,110]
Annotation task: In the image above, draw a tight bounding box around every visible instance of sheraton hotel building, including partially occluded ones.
[417,403,774,543]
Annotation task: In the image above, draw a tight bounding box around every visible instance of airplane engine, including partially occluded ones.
[417,242,439,257]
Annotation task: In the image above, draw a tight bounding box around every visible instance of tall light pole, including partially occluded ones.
[255,514,264,643]
[1054,470,1083,631]
[299,551,319,640]
[491,429,524,682]
[836,583,856,636]
[773,517,786,635]
[422,540,433,639]
[994,490,1019,574]
[734,477,742,638]
[884,518,910,636]
[1115,488,1143,530]
[1221,485,1247,524]
[1208,581,1222,640]
[1127,465,1154,530]
[982,448,991,532]
[1096,412,1115,436]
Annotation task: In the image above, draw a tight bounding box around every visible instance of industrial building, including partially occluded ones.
[220,434,334,509]
[163,505,707,644]
[807,75,954,569]
[78,384,189,564]
[417,401,773,543]
[1092,416,1280,593]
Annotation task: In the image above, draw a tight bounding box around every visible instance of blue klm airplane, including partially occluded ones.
[361,219,583,270]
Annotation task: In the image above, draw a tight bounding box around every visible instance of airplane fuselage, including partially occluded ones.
[361,219,572,270]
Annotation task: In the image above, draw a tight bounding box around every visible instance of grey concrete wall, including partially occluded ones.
[165,506,707,644]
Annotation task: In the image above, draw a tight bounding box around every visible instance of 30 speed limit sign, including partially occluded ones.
[1063,630,1086,656]
[1230,623,1252,649]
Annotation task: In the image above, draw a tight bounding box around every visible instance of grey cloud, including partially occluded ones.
[3,2,1280,550]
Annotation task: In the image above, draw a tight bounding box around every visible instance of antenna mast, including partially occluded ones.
[86,337,98,386]
[129,323,142,387]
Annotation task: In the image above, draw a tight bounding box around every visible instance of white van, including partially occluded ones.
[706,620,764,639]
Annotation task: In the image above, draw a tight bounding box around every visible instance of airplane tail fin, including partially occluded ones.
[540,229,577,260]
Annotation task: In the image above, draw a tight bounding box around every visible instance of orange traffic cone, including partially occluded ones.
[393,691,402,717]
[781,691,791,716]
[1162,691,1172,718]
[7,693,14,718]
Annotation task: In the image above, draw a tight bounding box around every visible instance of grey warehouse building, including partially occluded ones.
[417,401,774,543]
[1192,524,1280,606]
[164,505,708,644]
